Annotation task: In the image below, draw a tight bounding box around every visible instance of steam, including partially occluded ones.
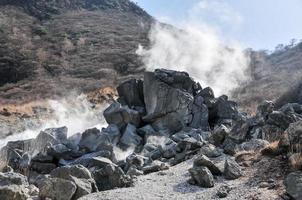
[0,94,108,148]
[137,1,250,96]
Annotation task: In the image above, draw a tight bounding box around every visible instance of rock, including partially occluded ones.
[199,143,223,158]
[212,125,229,146]
[92,164,133,191]
[222,138,239,155]
[50,165,96,199]
[60,151,113,167]
[117,79,145,107]
[217,185,231,198]
[257,101,274,118]
[34,127,68,153]
[190,96,209,130]
[119,124,142,148]
[38,177,77,200]
[47,143,73,159]
[285,171,302,200]
[31,162,57,174]
[285,121,302,152]
[177,137,203,152]
[125,154,146,170]
[143,71,194,134]
[0,172,33,200]
[189,166,214,188]
[126,166,143,177]
[101,124,121,145]
[193,155,222,175]
[267,111,297,130]
[79,128,113,153]
[142,160,169,174]
[162,141,178,159]
[216,96,241,121]
[103,102,141,128]
[237,139,269,152]
[224,158,242,180]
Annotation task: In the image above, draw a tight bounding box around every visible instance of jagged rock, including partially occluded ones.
[34,127,68,154]
[189,166,214,188]
[79,128,113,153]
[285,171,302,199]
[216,95,242,121]
[193,155,223,175]
[199,143,223,158]
[162,141,178,159]
[0,171,35,200]
[117,79,145,107]
[212,124,230,146]
[257,101,274,118]
[47,143,73,159]
[142,160,169,174]
[224,158,242,180]
[103,102,141,128]
[119,124,142,148]
[143,71,194,134]
[177,137,203,152]
[125,154,146,170]
[38,177,77,200]
[284,121,302,152]
[101,124,121,145]
[222,138,239,155]
[237,139,269,152]
[59,151,113,167]
[50,165,97,199]
[267,111,297,130]
[190,95,209,130]
[92,163,133,191]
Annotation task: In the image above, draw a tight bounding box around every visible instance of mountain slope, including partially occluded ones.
[232,43,302,112]
[0,0,152,103]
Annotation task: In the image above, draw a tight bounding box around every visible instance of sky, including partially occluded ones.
[133,0,302,50]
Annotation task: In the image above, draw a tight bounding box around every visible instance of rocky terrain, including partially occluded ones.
[0,0,151,104]
[0,69,301,200]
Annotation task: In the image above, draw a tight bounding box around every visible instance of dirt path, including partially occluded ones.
[80,155,286,200]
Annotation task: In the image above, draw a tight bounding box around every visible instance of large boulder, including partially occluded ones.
[0,172,36,200]
[189,166,214,188]
[284,121,302,152]
[38,177,77,200]
[143,71,194,134]
[92,163,133,191]
[103,102,141,129]
[224,158,242,180]
[79,128,113,153]
[119,124,142,149]
[50,165,97,199]
[117,79,145,107]
[193,155,223,175]
[190,95,209,130]
[285,171,302,199]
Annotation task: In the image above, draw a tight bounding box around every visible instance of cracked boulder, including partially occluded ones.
[143,71,194,134]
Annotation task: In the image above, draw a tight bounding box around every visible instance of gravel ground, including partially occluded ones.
[80,156,286,200]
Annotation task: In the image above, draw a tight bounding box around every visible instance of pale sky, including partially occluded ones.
[134,0,302,50]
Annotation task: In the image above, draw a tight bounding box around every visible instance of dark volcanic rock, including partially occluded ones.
[285,171,302,200]
[189,166,214,188]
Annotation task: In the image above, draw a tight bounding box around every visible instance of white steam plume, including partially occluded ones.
[137,0,250,96]
[0,94,108,148]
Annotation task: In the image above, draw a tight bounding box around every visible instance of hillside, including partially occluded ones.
[0,0,152,104]
[232,43,302,112]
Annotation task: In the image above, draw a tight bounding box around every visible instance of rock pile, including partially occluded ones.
[0,69,301,199]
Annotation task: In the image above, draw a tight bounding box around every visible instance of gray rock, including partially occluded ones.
[200,143,223,158]
[237,139,269,152]
[0,171,32,200]
[103,102,141,128]
[92,164,133,191]
[126,166,144,177]
[285,121,302,151]
[193,155,223,175]
[189,166,214,188]
[267,111,298,130]
[142,160,169,174]
[31,162,57,174]
[143,71,194,134]
[50,165,96,199]
[101,124,121,145]
[79,128,113,153]
[119,124,142,148]
[223,138,239,155]
[224,158,242,180]
[190,96,209,130]
[257,101,274,118]
[285,171,302,200]
[117,79,145,107]
[38,177,77,200]
[212,125,229,146]
[162,141,178,159]
[216,96,241,121]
